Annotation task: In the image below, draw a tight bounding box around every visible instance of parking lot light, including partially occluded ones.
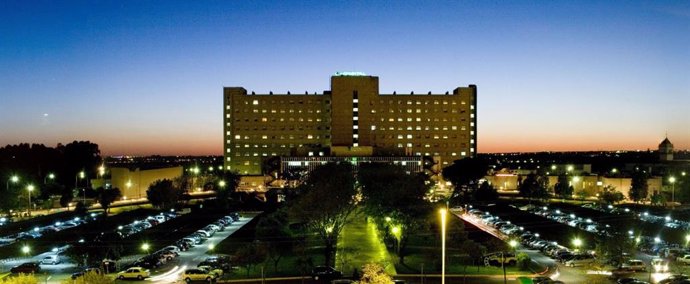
[572,238,582,251]
[654,237,661,243]
[628,230,634,235]
[21,245,30,255]
[141,243,150,252]
[685,234,690,243]
[208,243,215,251]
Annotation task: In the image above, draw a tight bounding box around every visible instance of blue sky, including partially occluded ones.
[1,1,688,155]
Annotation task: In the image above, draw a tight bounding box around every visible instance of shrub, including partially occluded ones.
[516,252,531,271]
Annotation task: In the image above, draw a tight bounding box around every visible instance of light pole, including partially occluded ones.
[141,243,150,254]
[670,177,676,209]
[439,208,447,284]
[573,238,582,253]
[21,245,31,260]
[27,184,34,216]
[43,173,55,184]
[7,175,19,191]
[391,225,401,256]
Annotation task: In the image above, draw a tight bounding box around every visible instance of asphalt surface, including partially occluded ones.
[1,214,255,284]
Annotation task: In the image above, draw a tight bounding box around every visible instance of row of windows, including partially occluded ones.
[372,134,469,140]
[377,100,467,105]
[378,117,469,123]
[233,117,327,123]
[234,134,327,140]
[247,99,327,105]
[231,126,330,132]
[233,108,326,114]
[372,125,471,131]
[371,108,466,114]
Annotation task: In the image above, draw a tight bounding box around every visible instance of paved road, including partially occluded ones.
[2,214,256,284]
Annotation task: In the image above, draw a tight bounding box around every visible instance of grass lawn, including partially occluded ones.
[336,210,396,276]
[396,248,526,275]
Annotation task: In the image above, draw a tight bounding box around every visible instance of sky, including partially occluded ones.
[1,1,688,155]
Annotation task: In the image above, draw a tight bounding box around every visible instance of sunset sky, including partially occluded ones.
[1,1,688,155]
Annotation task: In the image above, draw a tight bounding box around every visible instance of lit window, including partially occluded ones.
[451,152,457,156]
[461,152,467,156]
[252,100,259,105]
[307,135,314,139]
[353,99,358,103]
[261,117,267,122]
[371,125,376,130]
[406,143,413,147]
[353,134,359,138]
[406,134,412,139]
[235,135,241,139]
[353,125,359,129]
[452,126,457,130]
[397,135,403,139]
[353,108,359,112]
[353,143,359,147]
[353,117,359,120]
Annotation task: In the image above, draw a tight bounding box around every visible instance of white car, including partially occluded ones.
[162,245,181,254]
[621,259,646,272]
[40,255,60,265]
[565,255,595,267]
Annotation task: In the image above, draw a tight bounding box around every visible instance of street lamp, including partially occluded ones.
[218,180,226,188]
[6,175,19,191]
[391,225,402,255]
[44,173,55,184]
[572,238,582,252]
[21,245,31,258]
[439,208,447,284]
[26,184,34,216]
[670,177,676,209]
[141,243,150,253]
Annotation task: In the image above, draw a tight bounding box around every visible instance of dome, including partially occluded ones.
[659,138,674,148]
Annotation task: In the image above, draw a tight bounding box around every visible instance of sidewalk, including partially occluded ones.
[336,210,397,277]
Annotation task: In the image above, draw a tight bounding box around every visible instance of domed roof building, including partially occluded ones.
[659,137,674,161]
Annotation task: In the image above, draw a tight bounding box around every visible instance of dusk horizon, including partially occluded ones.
[2,1,688,156]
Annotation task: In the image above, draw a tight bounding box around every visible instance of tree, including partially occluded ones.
[475,181,498,202]
[255,209,292,272]
[358,263,393,284]
[629,169,649,203]
[442,158,489,203]
[0,183,21,215]
[97,187,121,215]
[518,174,549,201]
[358,163,430,264]
[232,242,266,276]
[599,185,624,205]
[214,171,240,209]
[147,179,183,210]
[650,191,666,206]
[60,188,74,210]
[288,163,357,267]
[595,227,634,267]
[553,174,574,199]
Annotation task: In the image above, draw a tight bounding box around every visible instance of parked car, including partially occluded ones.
[610,267,636,279]
[40,254,61,265]
[311,266,342,281]
[622,259,646,272]
[182,268,216,283]
[117,267,150,280]
[198,265,224,277]
[10,262,40,274]
[71,268,103,280]
[565,254,595,267]
[652,258,670,272]
[163,245,181,254]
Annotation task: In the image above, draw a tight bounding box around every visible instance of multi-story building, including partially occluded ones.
[223,73,477,175]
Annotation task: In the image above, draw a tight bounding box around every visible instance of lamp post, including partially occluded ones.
[44,173,55,184]
[21,245,31,260]
[573,238,582,253]
[391,225,401,256]
[670,177,676,209]
[141,243,150,254]
[27,184,34,216]
[7,175,19,191]
[439,208,447,284]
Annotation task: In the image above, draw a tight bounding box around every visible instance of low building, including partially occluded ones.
[109,166,184,200]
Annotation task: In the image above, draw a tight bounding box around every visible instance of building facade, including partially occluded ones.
[224,73,477,175]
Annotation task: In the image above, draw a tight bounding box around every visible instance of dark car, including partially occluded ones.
[10,262,41,274]
[132,257,161,269]
[199,256,231,271]
[311,266,342,281]
[71,268,103,279]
